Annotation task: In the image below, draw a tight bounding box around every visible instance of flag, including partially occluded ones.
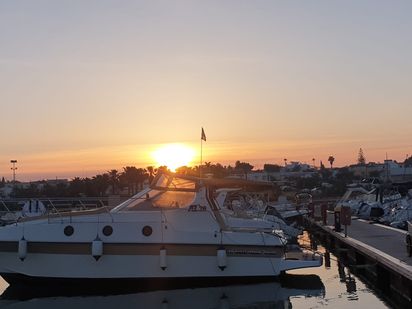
[201,127,206,141]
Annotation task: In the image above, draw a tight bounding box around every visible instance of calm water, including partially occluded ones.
[0,234,391,309]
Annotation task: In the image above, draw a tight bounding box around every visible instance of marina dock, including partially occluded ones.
[305,212,412,307]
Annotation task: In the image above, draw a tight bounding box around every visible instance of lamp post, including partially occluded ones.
[10,160,17,184]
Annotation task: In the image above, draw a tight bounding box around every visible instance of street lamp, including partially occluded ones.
[10,160,17,183]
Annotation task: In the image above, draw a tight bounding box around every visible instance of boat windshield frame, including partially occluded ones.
[111,173,200,212]
[150,173,199,193]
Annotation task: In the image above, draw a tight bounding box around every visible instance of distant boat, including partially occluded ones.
[21,199,47,217]
[215,189,303,239]
[336,186,412,228]
[0,199,47,226]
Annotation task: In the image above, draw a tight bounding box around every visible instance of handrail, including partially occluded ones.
[102,205,114,223]
[0,200,11,213]
[47,199,63,223]
[0,197,115,226]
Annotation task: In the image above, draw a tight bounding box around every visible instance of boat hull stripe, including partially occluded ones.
[0,242,283,257]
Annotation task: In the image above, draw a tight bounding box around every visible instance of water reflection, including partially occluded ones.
[0,274,324,309]
[289,232,389,308]
[337,261,358,301]
[0,231,391,308]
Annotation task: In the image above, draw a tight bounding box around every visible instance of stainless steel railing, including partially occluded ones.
[0,197,110,225]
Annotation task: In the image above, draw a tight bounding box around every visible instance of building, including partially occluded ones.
[228,162,319,182]
[349,160,412,182]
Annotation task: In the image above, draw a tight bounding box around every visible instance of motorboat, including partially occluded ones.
[215,189,302,239]
[336,186,412,226]
[1,200,47,226]
[0,173,321,285]
[21,199,47,217]
[266,196,310,224]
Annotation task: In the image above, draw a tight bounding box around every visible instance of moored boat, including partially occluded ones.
[0,173,321,285]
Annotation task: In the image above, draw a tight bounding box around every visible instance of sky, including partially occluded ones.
[1,0,412,181]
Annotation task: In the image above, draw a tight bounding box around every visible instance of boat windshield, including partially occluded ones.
[152,174,197,191]
[122,174,197,211]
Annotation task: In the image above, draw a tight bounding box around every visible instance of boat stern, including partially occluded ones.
[280,249,323,272]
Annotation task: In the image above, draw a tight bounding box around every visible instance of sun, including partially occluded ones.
[152,144,196,171]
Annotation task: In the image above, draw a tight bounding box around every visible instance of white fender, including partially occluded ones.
[18,238,27,261]
[92,236,103,261]
[160,248,167,270]
[217,247,227,271]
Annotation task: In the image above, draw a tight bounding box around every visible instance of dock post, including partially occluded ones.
[321,203,327,225]
[324,250,331,268]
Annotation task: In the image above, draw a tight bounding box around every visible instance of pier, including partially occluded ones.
[305,212,412,307]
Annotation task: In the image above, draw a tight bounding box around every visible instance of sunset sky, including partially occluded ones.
[1,1,412,181]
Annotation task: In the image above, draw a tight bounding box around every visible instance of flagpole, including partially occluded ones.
[200,134,203,179]
[200,127,206,179]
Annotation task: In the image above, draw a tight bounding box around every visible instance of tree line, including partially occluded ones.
[11,166,156,198]
[176,161,254,179]
[6,151,385,198]
[9,161,256,198]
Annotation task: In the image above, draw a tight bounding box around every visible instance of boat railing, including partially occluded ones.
[0,200,11,213]
[0,197,109,225]
[47,199,63,223]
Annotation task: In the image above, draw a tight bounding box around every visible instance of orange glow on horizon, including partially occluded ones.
[151,144,196,171]
[2,139,410,182]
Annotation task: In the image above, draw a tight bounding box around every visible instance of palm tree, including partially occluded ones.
[92,174,110,196]
[328,156,335,169]
[157,166,169,175]
[107,169,120,195]
[284,158,287,166]
[146,166,155,183]
[135,168,149,191]
[209,163,228,178]
[122,166,138,195]
[68,177,84,196]
[203,161,211,175]
[235,161,254,180]
[312,158,316,168]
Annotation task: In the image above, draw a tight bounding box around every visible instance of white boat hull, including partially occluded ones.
[0,174,322,284]
[0,248,321,281]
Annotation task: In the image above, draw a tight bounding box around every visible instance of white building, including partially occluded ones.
[383,160,412,182]
[349,160,412,182]
[228,162,318,182]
